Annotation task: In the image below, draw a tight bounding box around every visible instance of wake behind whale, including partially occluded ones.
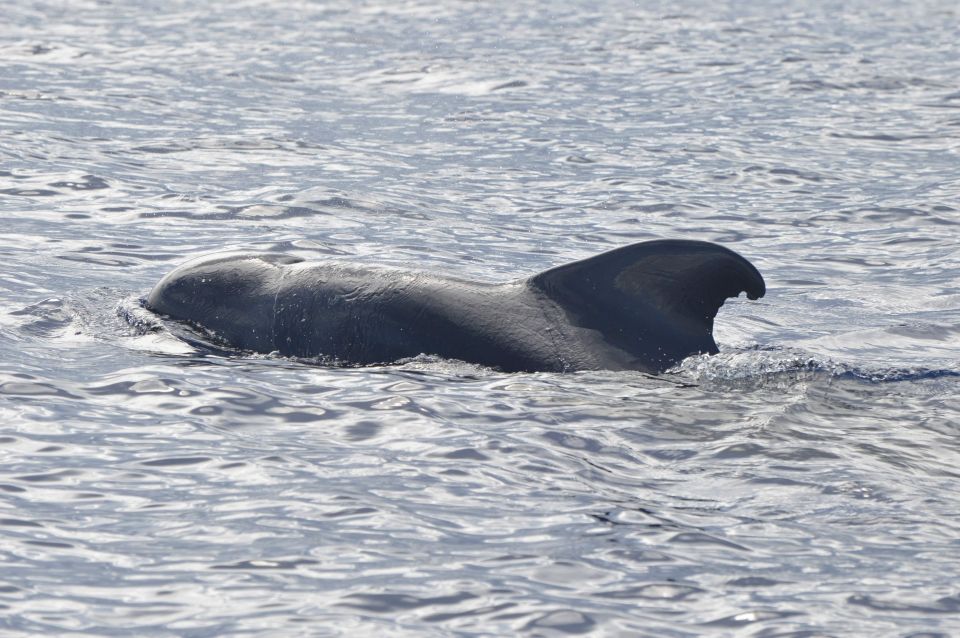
[146,240,766,373]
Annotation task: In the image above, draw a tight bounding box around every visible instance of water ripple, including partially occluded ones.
[1,0,959,635]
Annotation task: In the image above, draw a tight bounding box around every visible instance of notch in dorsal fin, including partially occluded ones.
[529,240,766,369]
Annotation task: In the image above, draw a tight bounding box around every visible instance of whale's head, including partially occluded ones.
[146,252,303,352]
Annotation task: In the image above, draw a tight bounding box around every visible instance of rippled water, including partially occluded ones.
[2,0,959,635]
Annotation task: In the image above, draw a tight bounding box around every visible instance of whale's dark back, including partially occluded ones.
[271,265,558,370]
[147,240,765,373]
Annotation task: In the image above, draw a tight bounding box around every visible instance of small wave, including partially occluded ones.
[6,291,196,356]
[834,366,960,383]
[114,296,164,336]
[7,297,76,338]
[673,347,959,385]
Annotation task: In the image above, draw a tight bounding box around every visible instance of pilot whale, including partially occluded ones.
[146,240,765,373]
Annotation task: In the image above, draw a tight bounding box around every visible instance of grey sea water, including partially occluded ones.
[2,0,959,635]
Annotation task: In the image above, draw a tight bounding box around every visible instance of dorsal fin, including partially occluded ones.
[528,240,765,370]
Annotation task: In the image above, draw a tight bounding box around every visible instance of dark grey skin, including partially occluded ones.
[146,240,766,373]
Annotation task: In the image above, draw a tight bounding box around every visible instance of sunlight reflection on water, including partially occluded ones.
[1,0,959,635]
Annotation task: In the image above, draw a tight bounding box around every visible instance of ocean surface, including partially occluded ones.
[2,0,959,635]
